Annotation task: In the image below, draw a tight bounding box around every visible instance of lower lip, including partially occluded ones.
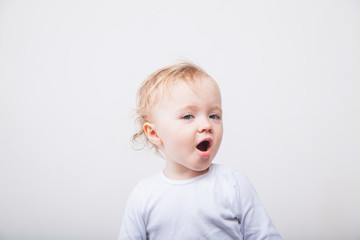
[197,148,211,158]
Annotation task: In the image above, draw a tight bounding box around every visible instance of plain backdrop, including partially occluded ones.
[1,0,359,239]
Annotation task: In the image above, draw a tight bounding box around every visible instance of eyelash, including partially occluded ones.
[209,114,221,120]
[182,114,194,120]
[182,114,221,120]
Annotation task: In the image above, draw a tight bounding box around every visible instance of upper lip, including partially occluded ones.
[197,137,212,148]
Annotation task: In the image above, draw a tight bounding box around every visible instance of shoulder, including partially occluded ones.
[212,164,250,184]
[124,172,163,216]
[211,164,256,200]
[131,172,163,197]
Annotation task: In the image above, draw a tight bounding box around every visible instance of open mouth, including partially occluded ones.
[196,140,211,152]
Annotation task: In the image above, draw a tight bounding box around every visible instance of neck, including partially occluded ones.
[163,163,210,180]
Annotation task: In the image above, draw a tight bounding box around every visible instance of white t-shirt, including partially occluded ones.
[118,164,282,240]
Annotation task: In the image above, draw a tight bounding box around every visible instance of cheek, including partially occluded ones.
[215,125,224,142]
[169,131,193,151]
[160,129,185,147]
[220,126,224,138]
[174,131,191,145]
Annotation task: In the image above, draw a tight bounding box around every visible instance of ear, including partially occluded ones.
[143,122,163,147]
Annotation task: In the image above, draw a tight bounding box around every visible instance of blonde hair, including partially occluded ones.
[132,61,210,152]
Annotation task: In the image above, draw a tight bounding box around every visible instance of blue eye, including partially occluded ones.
[183,115,194,120]
[209,114,220,119]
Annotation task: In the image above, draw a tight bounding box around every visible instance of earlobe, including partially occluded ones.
[143,122,163,146]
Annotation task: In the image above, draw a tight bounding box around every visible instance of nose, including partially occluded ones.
[197,117,212,133]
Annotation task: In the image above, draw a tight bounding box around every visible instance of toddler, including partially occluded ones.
[118,62,282,239]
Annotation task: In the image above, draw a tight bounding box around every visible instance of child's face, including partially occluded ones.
[145,76,223,179]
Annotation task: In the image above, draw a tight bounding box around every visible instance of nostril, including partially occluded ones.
[197,128,212,133]
[197,124,212,133]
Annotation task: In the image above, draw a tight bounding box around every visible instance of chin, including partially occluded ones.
[192,161,212,172]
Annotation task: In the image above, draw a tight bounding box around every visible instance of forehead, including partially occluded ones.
[155,76,221,106]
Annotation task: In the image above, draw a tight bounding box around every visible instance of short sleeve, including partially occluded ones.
[233,173,282,240]
[118,184,147,240]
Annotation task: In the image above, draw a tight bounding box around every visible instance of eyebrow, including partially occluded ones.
[176,105,223,113]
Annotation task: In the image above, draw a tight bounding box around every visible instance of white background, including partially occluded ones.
[1,0,359,239]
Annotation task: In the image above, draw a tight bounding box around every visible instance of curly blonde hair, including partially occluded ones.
[132,61,210,152]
